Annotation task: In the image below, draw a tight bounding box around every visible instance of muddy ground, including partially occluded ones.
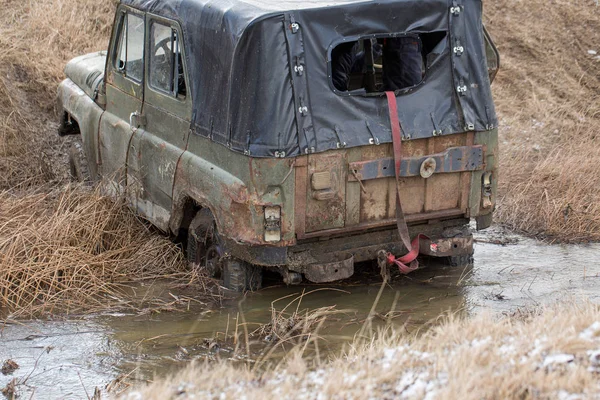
[2,228,599,398]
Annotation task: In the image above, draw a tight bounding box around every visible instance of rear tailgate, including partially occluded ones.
[295,132,483,239]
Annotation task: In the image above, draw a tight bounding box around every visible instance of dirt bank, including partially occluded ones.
[485,0,600,242]
[122,301,600,400]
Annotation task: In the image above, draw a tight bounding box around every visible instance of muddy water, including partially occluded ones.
[2,230,600,399]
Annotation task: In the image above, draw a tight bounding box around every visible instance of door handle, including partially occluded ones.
[129,111,146,131]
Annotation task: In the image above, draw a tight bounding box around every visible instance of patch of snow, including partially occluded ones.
[543,353,574,368]
[471,336,492,348]
[558,390,585,400]
[588,349,600,365]
[306,369,326,387]
[588,50,597,55]
[499,343,516,356]
[579,322,600,341]
[123,392,143,400]
[587,349,600,372]
[399,372,430,399]
[343,373,359,385]
[530,336,548,356]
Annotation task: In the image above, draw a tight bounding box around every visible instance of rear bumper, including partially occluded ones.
[228,217,473,281]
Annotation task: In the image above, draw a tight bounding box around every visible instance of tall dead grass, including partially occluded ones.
[0,186,191,317]
[124,300,600,399]
[0,0,116,188]
[0,0,115,110]
[0,1,203,318]
[485,0,600,241]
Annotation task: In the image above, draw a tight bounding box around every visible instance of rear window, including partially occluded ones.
[329,32,447,95]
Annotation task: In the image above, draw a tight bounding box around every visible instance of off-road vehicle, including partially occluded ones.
[57,0,499,291]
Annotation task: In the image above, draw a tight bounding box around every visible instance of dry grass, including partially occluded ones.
[0,186,194,317]
[251,290,347,344]
[0,1,206,317]
[0,0,116,189]
[0,0,115,110]
[123,300,600,399]
[485,0,600,242]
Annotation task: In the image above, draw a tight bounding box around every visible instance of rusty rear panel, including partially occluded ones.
[305,152,347,232]
[296,132,479,239]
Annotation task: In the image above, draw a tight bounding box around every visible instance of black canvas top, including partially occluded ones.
[122,0,497,157]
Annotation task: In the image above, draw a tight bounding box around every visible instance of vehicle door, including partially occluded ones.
[129,15,191,231]
[99,6,145,194]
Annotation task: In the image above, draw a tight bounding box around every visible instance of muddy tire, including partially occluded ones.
[68,141,91,183]
[447,254,474,267]
[187,209,220,277]
[222,258,262,292]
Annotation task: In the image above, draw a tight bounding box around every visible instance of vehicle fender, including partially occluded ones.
[57,79,103,180]
[171,151,263,244]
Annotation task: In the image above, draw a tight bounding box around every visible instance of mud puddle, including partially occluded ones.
[2,228,600,398]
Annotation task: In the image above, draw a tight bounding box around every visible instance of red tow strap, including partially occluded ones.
[385,91,428,274]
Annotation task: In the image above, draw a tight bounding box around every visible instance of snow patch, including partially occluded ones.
[543,353,574,368]
[579,322,600,341]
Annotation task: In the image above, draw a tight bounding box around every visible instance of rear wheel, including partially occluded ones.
[187,209,220,277]
[446,253,474,267]
[222,258,262,292]
[68,141,90,183]
[187,209,262,291]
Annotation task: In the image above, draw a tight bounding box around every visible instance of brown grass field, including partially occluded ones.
[0,187,190,317]
[486,0,600,242]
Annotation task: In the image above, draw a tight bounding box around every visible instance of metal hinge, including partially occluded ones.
[129,111,146,131]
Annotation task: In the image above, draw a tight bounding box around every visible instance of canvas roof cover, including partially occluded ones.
[122,0,497,157]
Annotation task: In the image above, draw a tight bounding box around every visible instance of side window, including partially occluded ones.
[149,21,187,99]
[113,12,145,83]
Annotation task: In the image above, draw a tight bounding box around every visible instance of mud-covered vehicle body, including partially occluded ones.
[57,0,499,290]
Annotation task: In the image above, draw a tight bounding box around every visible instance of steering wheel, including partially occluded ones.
[153,36,173,70]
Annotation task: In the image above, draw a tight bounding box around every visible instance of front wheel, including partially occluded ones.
[68,141,91,184]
